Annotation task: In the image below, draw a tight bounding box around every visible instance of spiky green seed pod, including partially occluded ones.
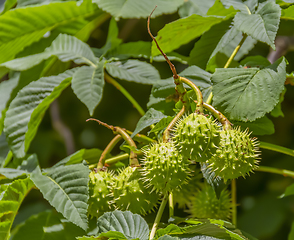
[206,128,260,181]
[112,166,160,215]
[187,185,231,220]
[141,141,190,193]
[88,170,114,218]
[173,113,220,162]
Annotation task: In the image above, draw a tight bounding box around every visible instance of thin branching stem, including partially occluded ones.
[231,179,237,226]
[150,192,169,240]
[105,73,145,116]
[87,118,140,166]
[163,106,185,142]
[97,134,122,169]
[256,166,294,178]
[259,142,294,157]
[179,76,203,113]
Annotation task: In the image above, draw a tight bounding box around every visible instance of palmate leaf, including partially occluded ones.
[151,15,227,56]
[105,60,161,85]
[178,0,216,17]
[4,69,76,159]
[233,1,281,50]
[30,163,90,231]
[0,178,34,240]
[97,210,149,240]
[1,34,97,71]
[0,0,98,64]
[93,0,184,19]
[10,210,85,240]
[71,63,105,116]
[211,57,286,122]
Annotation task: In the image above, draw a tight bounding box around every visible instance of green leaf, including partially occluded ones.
[232,116,275,136]
[178,0,215,17]
[151,15,225,56]
[0,73,20,134]
[72,63,104,116]
[0,0,98,64]
[149,116,174,134]
[288,221,294,240]
[0,154,38,179]
[93,0,184,19]
[0,178,34,240]
[221,0,250,13]
[0,0,17,15]
[240,55,271,68]
[189,19,232,68]
[97,231,128,240]
[0,133,9,165]
[209,26,257,64]
[233,1,281,50]
[105,60,161,84]
[1,34,97,71]
[131,108,167,138]
[97,210,149,240]
[100,18,122,56]
[53,148,103,168]
[281,4,294,20]
[207,0,237,16]
[11,210,85,240]
[271,87,286,118]
[211,57,286,122]
[4,68,76,159]
[30,163,90,231]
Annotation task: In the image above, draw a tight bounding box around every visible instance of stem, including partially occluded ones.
[149,192,169,240]
[199,102,232,130]
[105,73,145,116]
[231,179,237,226]
[224,34,247,69]
[259,142,294,157]
[206,92,213,105]
[256,166,294,178]
[169,192,174,218]
[105,153,129,165]
[86,118,140,166]
[147,7,178,79]
[97,134,122,169]
[179,76,203,113]
[125,130,156,144]
[163,106,185,142]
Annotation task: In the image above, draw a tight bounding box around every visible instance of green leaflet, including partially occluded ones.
[4,68,76,159]
[71,63,105,116]
[0,154,38,179]
[97,210,149,240]
[233,1,281,50]
[30,164,90,231]
[0,73,20,134]
[189,19,232,68]
[151,15,227,56]
[0,178,34,240]
[93,0,184,19]
[10,210,85,240]
[0,0,99,64]
[105,59,161,85]
[1,34,97,71]
[178,0,216,17]
[211,57,286,122]
[131,108,167,138]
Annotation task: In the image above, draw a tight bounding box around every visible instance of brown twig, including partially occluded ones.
[147,6,178,79]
